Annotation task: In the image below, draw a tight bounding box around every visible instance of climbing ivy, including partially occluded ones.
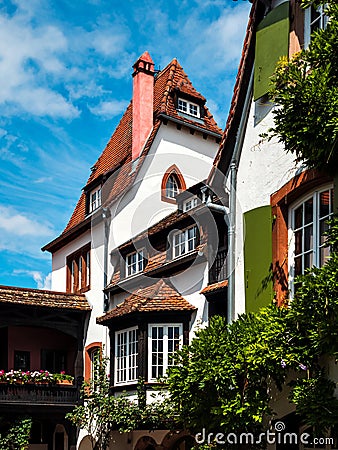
[0,418,32,450]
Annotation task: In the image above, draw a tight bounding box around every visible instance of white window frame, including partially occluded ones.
[183,197,198,212]
[304,3,328,48]
[177,98,200,118]
[148,324,183,382]
[126,250,145,277]
[90,186,102,213]
[288,184,333,295]
[173,225,198,258]
[115,326,138,386]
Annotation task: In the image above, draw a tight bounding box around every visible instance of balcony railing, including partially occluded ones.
[209,248,227,284]
[0,383,80,406]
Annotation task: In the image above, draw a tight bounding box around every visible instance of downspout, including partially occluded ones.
[228,68,254,322]
[207,68,254,323]
[102,207,111,313]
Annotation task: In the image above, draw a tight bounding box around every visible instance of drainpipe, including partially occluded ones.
[207,68,254,323]
[102,207,111,312]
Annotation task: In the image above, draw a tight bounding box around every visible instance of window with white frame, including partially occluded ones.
[90,186,102,213]
[289,186,333,288]
[148,324,182,381]
[183,197,198,212]
[177,98,200,118]
[173,225,197,258]
[165,174,179,199]
[304,3,328,48]
[126,250,144,277]
[115,327,138,385]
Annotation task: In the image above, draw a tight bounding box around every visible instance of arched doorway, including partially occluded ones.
[134,436,157,450]
[53,424,68,450]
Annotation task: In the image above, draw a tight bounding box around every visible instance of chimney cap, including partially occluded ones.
[133,51,155,76]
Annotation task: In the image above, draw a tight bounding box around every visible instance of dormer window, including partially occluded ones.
[90,186,102,213]
[183,197,198,212]
[177,98,200,118]
[126,250,145,277]
[173,225,197,258]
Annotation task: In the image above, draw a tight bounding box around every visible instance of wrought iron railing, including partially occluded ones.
[0,383,80,405]
[209,248,227,284]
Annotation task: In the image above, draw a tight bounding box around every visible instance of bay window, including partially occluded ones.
[148,324,182,381]
[115,327,138,385]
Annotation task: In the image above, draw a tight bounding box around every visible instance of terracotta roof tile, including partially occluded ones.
[97,279,195,323]
[0,285,91,311]
[200,280,228,295]
[45,57,222,252]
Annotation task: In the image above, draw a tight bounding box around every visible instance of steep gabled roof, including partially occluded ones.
[43,58,221,253]
[97,279,195,323]
[0,285,91,311]
[208,0,259,182]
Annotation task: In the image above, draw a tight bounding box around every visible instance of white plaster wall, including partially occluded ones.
[106,123,219,260]
[232,101,299,317]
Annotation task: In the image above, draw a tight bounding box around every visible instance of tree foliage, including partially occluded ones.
[0,418,32,450]
[66,352,176,450]
[268,1,338,171]
[166,219,338,448]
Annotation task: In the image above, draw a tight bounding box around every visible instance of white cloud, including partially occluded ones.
[89,99,129,119]
[0,205,53,237]
[13,270,52,290]
[33,176,53,184]
[0,2,133,119]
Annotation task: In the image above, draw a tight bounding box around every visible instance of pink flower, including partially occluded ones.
[60,371,65,375]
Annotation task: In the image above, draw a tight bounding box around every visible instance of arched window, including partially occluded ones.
[84,342,102,382]
[166,174,179,199]
[161,165,186,204]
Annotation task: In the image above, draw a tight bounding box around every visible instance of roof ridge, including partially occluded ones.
[158,59,178,113]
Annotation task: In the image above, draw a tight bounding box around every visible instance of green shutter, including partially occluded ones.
[243,205,273,312]
[254,1,290,101]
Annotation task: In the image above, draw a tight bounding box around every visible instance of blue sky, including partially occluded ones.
[0,0,251,290]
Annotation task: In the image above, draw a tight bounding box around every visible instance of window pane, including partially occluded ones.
[304,198,313,225]
[304,252,313,271]
[304,225,313,252]
[295,256,302,277]
[295,205,303,229]
[295,230,302,256]
[320,190,330,218]
[320,245,330,267]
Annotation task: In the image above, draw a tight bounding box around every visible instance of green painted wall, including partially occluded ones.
[243,205,273,312]
[254,1,290,101]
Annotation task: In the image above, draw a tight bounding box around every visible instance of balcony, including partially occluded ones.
[0,383,80,406]
[209,248,227,284]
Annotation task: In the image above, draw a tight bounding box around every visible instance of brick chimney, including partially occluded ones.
[132,51,155,161]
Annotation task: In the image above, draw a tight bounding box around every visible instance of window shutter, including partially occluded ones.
[254,1,290,101]
[243,205,273,312]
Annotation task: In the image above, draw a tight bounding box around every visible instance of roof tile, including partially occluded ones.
[0,285,91,311]
[97,279,195,323]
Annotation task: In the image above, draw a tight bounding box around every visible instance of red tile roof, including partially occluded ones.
[200,280,228,295]
[97,279,195,323]
[0,285,91,311]
[44,58,221,253]
[208,1,258,182]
